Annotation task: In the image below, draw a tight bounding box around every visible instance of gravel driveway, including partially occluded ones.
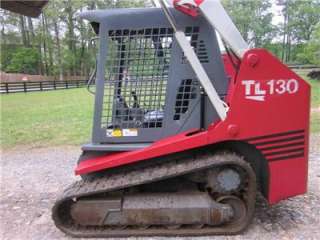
[1,134,319,240]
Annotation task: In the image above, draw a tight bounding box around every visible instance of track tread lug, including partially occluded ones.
[52,152,256,237]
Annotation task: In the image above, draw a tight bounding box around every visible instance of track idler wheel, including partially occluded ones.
[217,195,247,226]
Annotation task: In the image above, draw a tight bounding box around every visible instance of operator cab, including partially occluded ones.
[80,7,229,149]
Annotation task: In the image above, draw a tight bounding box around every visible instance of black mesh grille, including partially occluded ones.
[174,79,198,120]
[102,28,173,129]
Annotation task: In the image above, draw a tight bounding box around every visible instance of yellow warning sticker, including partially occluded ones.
[106,129,122,137]
[106,128,138,137]
[112,129,122,137]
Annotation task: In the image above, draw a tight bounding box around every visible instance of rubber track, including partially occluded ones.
[52,152,256,238]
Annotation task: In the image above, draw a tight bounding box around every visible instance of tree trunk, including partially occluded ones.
[41,13,49,75]
[286,32,291,63]
[27,17,35,44]
[19,15,28,47]
[54,21,63,80]
[66,0,76,76]
[1,24,6,45]
[38,44,44,75]
[281,16,287,62]
[27,17,41,74]
[79,17,87,77]
[44,13,54,75]
[281,0,288,62]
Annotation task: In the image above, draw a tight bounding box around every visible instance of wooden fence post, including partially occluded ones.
[23,82,27,93]
[6,83,9,93]
[66,81,69,89]
[40,81,43,91]
[54,81,56,90]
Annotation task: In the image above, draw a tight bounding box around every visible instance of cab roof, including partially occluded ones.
[0,0,48,18]
[79,8,161,23]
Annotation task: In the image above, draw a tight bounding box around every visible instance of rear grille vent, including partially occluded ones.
[182,26,209,64]
[174,79,198,120]
[197,40,209,63]
[244,130,305,162]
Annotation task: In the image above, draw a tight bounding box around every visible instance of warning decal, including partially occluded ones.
[106,128,138,137]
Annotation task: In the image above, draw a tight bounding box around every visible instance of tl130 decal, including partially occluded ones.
[242,79,299,101]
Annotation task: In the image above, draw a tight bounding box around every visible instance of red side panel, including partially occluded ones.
[268,157,308,204]
[213,49,310,203]
[76,49,310,204]
[76,129,207,175]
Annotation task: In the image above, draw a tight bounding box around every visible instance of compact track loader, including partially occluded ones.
[52,0,311,237]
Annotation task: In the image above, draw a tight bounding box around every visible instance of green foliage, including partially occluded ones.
[285,0,320,42]
[0,44,18,71]
[1,0,148,77]
[62,48,77,72]
[263,42,283,58]
[112,0,146,8]
[277,0,320,63]
[5,47,40,74]
[297,23,320,66]
[222,0,275,48]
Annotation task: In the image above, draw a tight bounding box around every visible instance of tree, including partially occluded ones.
[277,0,320,62]
[222,0,275,48]
[27,17,35,44]
[1,0,149,77]
[297,23,320,65]
[18,15,29,47]
[287,0,320,42]
[45,1,64,80]
[5,47,40,74]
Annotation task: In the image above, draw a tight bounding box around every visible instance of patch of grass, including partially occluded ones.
[295,69,320,133]
[311,111,320,133]
[1,70,319,149]
[294,69,320,108]
[1,88,94,148]
[308,79,320,108]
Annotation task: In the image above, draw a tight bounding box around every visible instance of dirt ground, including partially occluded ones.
[1,134,320,240]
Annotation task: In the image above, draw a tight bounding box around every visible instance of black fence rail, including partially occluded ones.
[0,80,88,94]
[288,64,319,69]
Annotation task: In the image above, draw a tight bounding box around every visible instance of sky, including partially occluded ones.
[271,0,284,25]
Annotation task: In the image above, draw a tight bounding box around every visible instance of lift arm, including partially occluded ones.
[159,0,228,120]
[174,0,249,59]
